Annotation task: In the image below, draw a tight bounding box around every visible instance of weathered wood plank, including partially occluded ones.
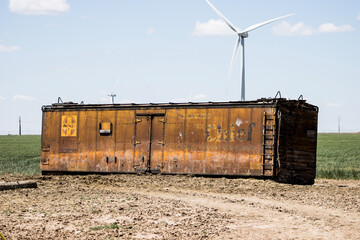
[0,181,37,191]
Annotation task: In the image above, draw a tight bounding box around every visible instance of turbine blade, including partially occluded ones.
[241,13,294,33]
[206,0,239,34]
[226,37,241,93]
[111,79,120,94]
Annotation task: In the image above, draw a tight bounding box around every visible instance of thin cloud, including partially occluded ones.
[0,96,6,101]
[273,21,354,36]
[272,22,315,36]
[193,19,233,36]
[325,103,342,107]
[9,0,70,15]
[0,43,20,52]
[191,94,207,100]
[318,23,354,33]
[12,95,35,101]
[146,28,155,35]
[357,12,360,20]
[171,97,187,102]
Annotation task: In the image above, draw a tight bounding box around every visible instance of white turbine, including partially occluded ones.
[206,0,294,101]
[107,93,116,104]
[102,79,119,104]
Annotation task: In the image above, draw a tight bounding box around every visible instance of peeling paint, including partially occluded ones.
[235,118,242,127]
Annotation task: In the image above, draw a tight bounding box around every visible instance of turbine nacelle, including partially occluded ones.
[239,32,248,38]
[101,79,119,104]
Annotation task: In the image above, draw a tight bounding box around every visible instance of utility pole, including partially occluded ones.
[19,116,22,136]
[338,115,340,133]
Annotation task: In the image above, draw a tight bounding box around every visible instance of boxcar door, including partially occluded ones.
[134,115,151,172]
[96,111,116,172]
[59,113,79,171]
[149,116,165,173]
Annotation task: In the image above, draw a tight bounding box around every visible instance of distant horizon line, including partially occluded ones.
[1,131,360,136]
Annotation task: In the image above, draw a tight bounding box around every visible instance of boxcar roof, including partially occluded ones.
[42,98,318,112]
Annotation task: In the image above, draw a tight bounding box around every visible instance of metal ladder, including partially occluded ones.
[262,111,276,175]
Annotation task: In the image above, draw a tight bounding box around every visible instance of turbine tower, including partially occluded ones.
[108,93,116,104]
[206,0,294,101]
[102,79,119,104]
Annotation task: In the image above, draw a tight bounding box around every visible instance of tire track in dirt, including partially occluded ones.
[113,187,360,240]
[1,175,359,239]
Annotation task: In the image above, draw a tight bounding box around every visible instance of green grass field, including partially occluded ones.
[0,134,359,179]
[0,135,41,175]
[316,133,360,179]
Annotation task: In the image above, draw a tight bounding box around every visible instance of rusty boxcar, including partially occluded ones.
[41,98,318,184]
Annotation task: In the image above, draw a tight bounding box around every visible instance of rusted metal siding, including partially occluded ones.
[160,107,268,176]
[78,111,97,172]
[40,99,318,184]
[163,109,186,174]
[133,115,151,172]
[96,110,116,172]
[185,108,207,174]
[41,111,61,170]
[115,110,135,172]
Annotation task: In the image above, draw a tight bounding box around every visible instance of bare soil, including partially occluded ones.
[0,174,359,239]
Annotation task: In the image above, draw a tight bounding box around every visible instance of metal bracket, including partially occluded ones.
[134,140,141,145]
[41,158,49,165]
[41,146,50,152]
[158,140,166,145]
[274,91,281,99]
[135,118,142,123]
[158,117,167,123]
[106,156,117,164]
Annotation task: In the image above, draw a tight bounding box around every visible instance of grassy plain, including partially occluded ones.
[316,133,360,179]
[0,133,359,179]
[0,135,41,175]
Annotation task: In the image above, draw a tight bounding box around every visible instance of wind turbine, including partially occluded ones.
[206,0,294,101]
[102,79,119,104]
[107,93,116,104]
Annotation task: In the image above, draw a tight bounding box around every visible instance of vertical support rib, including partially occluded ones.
[147,116,153,171]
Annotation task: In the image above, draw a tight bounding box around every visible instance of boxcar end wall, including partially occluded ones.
[41,99,318,185]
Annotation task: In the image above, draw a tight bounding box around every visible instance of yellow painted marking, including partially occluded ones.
[61,115,77,137]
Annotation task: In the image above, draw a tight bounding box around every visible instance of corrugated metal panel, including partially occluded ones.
[115,110,135,173]
[163,109,186,174]
[78,111,97,171]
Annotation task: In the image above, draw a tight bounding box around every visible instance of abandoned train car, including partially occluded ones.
[40,98,318,184]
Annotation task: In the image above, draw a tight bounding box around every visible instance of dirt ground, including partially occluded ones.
[0,174,359,240]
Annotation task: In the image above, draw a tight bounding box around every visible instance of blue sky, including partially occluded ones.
[1,0,359,134]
